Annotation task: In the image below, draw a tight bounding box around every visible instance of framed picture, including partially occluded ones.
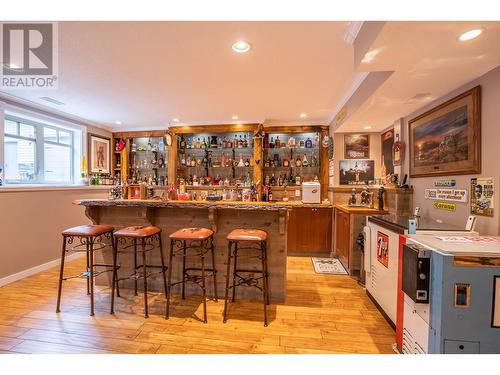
[339,159,374,185]
[381,128,395,179]
[88,133,111,174]
[409,86,481,178]
[344,134,370,159]
[471,177,494,217]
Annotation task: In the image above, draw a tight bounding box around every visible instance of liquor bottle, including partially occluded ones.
[244,134,248,148]
[236,153,244,167]
[203,137,207,149]
[264,158,270,168]
[269,137,275,149]
[305,137,313,148]
[295,173,301,186]
[186,155,191,167]
[392,133,403,166]
[186,136,192,149]
[265,174,270,186]
[270,173,276,186]
[283,158,290,167]
[244,158,250,167]
[181,154,186,166]
[295,156,302,167]
[221,152,226,167]
[131,141,137,153]
[147,139,152,152]
[302,154,309,167]
[268,186,273,202]
[238,135,243,148]
[288,136,296,149]
[278,174,283,186]
[159,137,165,151]
[275,135,281,148]
[263,133,269,149]
[158,155,165,168]
[261,186,268,202]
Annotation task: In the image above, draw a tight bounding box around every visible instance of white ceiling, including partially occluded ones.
[1,21,499,133]
[337,21,500,132]
[0,21,356,130]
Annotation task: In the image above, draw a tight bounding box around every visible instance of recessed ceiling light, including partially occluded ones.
[232,115,239,120]
[364,126,372,130]
[115,120,122,125]
[458,28,484,42]
[232,41,251,53]
[172,118,179,122]
[300,113,307,118]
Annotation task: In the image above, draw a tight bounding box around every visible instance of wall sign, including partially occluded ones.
[435,179,457,187]
[425,188,468,203]
[471,177,495,217]
[433,201,456,211]
[376,231,389,268]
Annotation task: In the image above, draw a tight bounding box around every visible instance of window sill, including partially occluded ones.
[0,184,112,193]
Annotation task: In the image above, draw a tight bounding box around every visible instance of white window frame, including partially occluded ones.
[1,102,84,186]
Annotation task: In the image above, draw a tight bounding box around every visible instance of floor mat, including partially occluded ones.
[311,257,348,275]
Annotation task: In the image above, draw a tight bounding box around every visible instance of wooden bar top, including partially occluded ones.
[334,204,388,215]
[74,198,333,210]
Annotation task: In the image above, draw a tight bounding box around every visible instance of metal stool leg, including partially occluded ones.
[142,238,149,318]
[133,239,138,296]
[210,236,218,302]
[181,240,187,299]
[231,242,238,302]
[89,238,95,316]
[110,236,118,314]
[158,233,168,299]
[85,240,90,295]
[165,239,175,319]
[112,234,120,298]
[223,241,233,323]
[56,236,67,313]
[200,240,207,323]
[261,241,269,327]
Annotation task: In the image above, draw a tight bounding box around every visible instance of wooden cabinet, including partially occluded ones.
[287,207,332,254]
[333,205,388,275]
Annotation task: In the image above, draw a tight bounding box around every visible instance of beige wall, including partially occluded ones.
[332,132,382,186]
[0,187,108,280]
[401,65,500,235]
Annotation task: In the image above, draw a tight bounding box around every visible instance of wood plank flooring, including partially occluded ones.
[0,256,395,354]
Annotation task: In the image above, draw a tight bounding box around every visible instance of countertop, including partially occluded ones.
[408,234,500,257]
[368,214,464,234]
[334,204,388,215]
[74,199,334,210]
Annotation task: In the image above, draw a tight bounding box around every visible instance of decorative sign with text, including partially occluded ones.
[434,179,456,187]
[376,231,389,268]
[433,201,456,211]
[471,177,494,217]
[425,188,467,203]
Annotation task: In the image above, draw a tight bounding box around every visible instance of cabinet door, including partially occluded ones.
[310,208,332,253]
[287,208,332,254]
[335,210,350,268]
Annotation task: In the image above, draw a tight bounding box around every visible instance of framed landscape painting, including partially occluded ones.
[409,86,481,178]
[344,134,370,159]
[88,133,111,174]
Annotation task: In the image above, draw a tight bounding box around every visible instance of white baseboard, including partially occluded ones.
[0,252,84,287]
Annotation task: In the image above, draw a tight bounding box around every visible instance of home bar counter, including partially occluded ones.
[75,199,333,301]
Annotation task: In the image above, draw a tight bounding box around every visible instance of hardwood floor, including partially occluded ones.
[0,256,395,354]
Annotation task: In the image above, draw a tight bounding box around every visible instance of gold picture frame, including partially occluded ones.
[409,86,481,178]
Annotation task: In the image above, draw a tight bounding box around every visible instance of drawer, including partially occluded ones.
[443,339,480,354]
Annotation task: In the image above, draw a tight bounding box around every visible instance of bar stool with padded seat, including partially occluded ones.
[56,224,117,316]
[166,227,218,323]
[223,228,270,326]
[111,225,168,318]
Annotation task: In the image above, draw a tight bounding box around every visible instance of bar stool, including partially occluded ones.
[111,226,168,318]
[223,229,270,326]
[166,228,218,323]
[56,224,117,316]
